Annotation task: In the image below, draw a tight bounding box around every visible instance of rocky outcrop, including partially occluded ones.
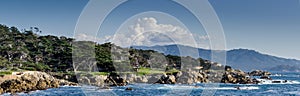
[249,70,271,76]
[93,75,108,87]
[76,69,263,87]
[176,71,208,84]
[104,73,127,86]
[50,72,78,83]
[0,71,77,94]
[221,69,254,84]
[0,87,3,94]
[155,74,176,84]
[59,79,78,86]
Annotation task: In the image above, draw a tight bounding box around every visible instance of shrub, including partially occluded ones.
[22,67,36,71]
[0,70,12,75]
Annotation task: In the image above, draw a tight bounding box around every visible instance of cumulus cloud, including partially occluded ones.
[102,17,210,48]
[75,33,112,43]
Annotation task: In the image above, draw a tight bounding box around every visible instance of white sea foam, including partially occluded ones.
[270,74,283,77]
[256,79,300,85]
[284,91,300,95]
[157,85,259,90]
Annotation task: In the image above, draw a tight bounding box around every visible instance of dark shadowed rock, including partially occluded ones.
[105,73,127,86]
[249,70,271,76]
[125,87,133,91]
[155,73,177,84]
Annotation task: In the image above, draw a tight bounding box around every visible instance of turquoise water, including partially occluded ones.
[2,72,300,96]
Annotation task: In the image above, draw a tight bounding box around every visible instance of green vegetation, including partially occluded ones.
[91,72,109,76]
[0,24,222,76]
[137,67,165,75]
[166,68,180,74]
[0,24,73,72]
[0,70,12,75]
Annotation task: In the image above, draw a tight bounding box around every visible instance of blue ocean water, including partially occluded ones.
[2,72,300,96]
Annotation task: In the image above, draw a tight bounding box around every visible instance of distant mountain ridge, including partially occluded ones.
[132,44,300,72]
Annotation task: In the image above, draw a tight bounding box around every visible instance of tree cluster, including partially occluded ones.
[0,24,222,73]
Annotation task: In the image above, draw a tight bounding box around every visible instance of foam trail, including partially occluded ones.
[157,85,259,90]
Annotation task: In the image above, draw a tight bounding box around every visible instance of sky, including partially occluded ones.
[0,0,300,60]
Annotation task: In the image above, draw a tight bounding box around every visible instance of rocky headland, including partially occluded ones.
[0,71,77,94]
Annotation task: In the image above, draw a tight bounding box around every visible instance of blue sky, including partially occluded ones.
[0,0,88,36]
[0,0,300,60]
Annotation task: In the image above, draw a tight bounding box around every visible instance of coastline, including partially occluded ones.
[0,71,77,95]
[0,69,271,95]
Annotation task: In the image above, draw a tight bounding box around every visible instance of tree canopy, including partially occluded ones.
[0,24,222,73]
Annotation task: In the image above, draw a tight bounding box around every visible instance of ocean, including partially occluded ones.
[2,72,300,96]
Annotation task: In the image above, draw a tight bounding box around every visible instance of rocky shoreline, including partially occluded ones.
[0,71,77,95]
[0,69,272,95]
[77,69,272,88]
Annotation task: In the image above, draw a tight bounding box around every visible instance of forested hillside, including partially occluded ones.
[0,24,221,73]
[0,24,73,72]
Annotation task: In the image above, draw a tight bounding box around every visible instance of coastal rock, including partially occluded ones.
[59,79,78,86]
[0,87,3,94]
[105,73,127,86]
[94,75,107,87]
[221,70,253,84]
[0,71,62,94]
[168,75,176,84]
[249,70,271,76]
[260,75,272,80]
[125,87,133,91]
[176,71,208,84]
[37,80,47,90]
[50,72,78,83]
[78,76,91,85]
[155,74,176,84]
[136,76,148,83]
[146,75,161,83]
[125,74,136,83]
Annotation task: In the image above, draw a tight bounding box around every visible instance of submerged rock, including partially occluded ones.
[125,87,133,91]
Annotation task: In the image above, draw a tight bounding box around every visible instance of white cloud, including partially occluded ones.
[102,17,210,48]
[75,33,112,43]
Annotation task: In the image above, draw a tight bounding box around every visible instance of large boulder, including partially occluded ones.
[78,76,91,85]
[155,74,176,84]
[136,76,148,83]
[93,75,107,87]
[0,71,61,94]
[176,71,208,84]
[59,79,77,86]
[125,74,136,83]
[146,75,161,83]
[105,73,127,86]
[168,75,176,84]
[0,87,3,94]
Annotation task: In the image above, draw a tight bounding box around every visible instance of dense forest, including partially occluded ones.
[0,24,223,74]
[0,24,73,72]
